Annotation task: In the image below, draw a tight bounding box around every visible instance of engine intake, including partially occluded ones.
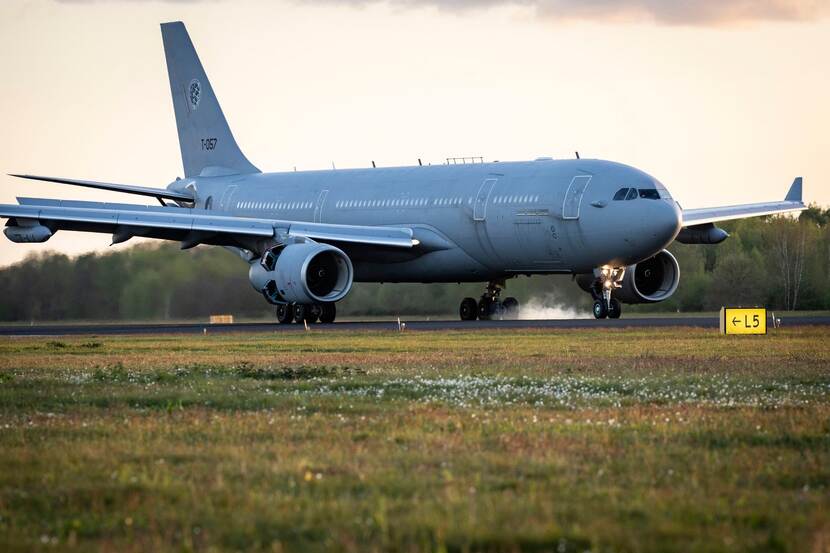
[616,249,680,304]
[249,242,353,305]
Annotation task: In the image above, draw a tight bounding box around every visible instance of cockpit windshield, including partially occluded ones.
[613,186,667,201]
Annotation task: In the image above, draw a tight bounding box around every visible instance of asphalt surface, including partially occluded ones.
[1,315,828,336]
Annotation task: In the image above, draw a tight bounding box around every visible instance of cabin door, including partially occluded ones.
[219,185,238,211]
[562,175,591,219]
[313,189,329,223]
[473,178,497,221]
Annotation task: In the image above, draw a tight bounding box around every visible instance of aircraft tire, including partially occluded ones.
[307,304,322,323]
[478,298,492,320]
[502,297,519,319]
[459,298,478,321]
[319,303,336,324]
[293,303,307,323]
[276,303,293,324]
[608,298,622,319]
[593,300,608,319]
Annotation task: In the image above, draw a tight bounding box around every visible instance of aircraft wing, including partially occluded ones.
[1,198,416,250]
[681,177,806,226]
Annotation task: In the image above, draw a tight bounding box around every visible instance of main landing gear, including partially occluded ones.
[459,281,520,321]
[276,302,337,324]
[589,267,624,319]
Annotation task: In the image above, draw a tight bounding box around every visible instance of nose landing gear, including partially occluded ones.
[459,281,519,321]
[590,267,625,319]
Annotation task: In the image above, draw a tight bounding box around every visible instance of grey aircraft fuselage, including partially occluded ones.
[171,158,683,283]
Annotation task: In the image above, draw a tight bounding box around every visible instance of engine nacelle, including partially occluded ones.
[576,249,680,304]
[675,223,729,245]
[249,242,353,304]
[616,249,680,304]
[4,224,52,243]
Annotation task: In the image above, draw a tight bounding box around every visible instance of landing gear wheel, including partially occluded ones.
[276,303,293,324]
[318,303,336,324]
[502,297,519,319]
[308,304,322,324]
[593,300,608,319]
[478,298,493,320]
[293,303,307,324]
[475,280,509,321]
[607,298,622,319]
[460,297,478,321]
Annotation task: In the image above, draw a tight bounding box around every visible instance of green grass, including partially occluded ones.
[1,327,829,552]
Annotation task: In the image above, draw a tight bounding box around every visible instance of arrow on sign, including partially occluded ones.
[732,317,740,325]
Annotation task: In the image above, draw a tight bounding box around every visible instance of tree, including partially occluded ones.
[768,217,808,310]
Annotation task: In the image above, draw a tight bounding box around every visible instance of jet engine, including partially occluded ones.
[616,250,680,303]
[249,242,353,305]
[577,249,680,304]
[4,222,52,243]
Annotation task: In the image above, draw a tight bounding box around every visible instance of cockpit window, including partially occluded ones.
[613,188,629,201]
[638,188,660,200]
[625,188,638,201]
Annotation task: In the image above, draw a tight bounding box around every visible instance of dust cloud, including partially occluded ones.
[516,295,587,320]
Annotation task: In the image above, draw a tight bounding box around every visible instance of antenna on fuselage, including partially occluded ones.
[575,151,580,159]
[372,161,376,168]
[418,158,422,166]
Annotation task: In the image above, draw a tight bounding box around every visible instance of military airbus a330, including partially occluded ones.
[1,22,806,323]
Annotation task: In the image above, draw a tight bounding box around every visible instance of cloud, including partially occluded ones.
[305,0,830,25]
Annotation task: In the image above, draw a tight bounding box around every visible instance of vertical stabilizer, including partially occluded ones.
[161,21,259,178]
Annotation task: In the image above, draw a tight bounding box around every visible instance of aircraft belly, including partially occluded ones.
[353,247,495,283]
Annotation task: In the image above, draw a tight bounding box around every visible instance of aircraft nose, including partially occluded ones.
[646,199,682,249]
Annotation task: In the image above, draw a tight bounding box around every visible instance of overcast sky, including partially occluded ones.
[1,0,828,266]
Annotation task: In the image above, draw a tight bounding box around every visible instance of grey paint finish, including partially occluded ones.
[171,158,683,280]
[161,21,259,178]
[1,21,806,291]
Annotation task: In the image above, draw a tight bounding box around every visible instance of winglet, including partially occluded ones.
[785,177,802,203]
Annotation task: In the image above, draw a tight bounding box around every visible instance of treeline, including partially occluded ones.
[1,205,828,321]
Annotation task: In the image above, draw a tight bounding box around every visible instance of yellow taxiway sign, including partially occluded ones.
[720,307,767,335]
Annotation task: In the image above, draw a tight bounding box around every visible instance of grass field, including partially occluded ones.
[0,327,829,552]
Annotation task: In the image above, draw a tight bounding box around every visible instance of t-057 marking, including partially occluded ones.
[720,307,767,335]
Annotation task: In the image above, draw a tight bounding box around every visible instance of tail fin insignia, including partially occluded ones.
[161,21,259,178]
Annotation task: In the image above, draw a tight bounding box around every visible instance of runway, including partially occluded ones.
[1,314,829,336]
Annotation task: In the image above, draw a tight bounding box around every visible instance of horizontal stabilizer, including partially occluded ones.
[8,174,194,203]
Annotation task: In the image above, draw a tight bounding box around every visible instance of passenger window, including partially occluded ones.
[625,188,638,201]
[639,188,660,200]
[613,188,628,201]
